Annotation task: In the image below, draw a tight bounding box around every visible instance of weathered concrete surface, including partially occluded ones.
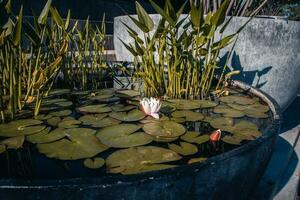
[253,96,300,199]
[114,15,300,111]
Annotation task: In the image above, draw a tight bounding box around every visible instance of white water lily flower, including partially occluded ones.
[140,97,161,119]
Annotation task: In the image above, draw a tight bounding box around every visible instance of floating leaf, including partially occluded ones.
[106,146,181,174]
[213,105,245,118]
[160,101,176,114]
[83,157,105,169]
[111,104,136,112]
[49,109,72,117]
[188,157,207,164]
[168,142,198,156]
[47,116,61,126]
[0,136,24,149]
[208,117,234,130]
[48,89,70,96]
[219,95,255,105]
[139,115,169,124]
[96,124,151,148]
[0,119,45,137]
[171,110,204,121]
[37,128,108,160]
[89,95,120,103]
[116,89,140,97]
[168,99,217,110]
[227,102,269,118]
[78,104,111,114]
[143,120,186,138]
[180,131,210,144]
[58,119,81,129]
[109,109,145,122]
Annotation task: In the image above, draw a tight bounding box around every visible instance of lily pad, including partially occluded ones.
[106,146,181,174]
[171,110,204,121]
[208,117,234,130]
[149,135,179,142]
[83,157,105,169]
[168,142,198,156]
[78,104,111,114]
[116,89,140,97]
[89,94,120,103]
[96,124,152,148]
[222,135,243,145]
[111,104,136,112]
[219,95,255,105]
[37,128,108,160]
[26,127,58,144]
[171,117,186,123]
[58,119,82,129]
[139,115,169,124]
[109,109,145,122]
[188,157,207,164]
[0,136,25,149]
[213,105,245,118]
[143,120,186,138]
[34,114,52,120]
[54,101,73,108]
[160,102,176,114]
[0,119,45,137]
[79,114,107,125]
[47,116,61,126]
[168,99,217,110]
[231,121,262,138]
[49,109,72,117]
[227,103,269,118]
[180,131,210,144]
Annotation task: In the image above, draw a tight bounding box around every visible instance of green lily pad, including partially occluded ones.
[167,99,202,110]
[111,104,136,112]
[37,128,108,160]
[89,95,120,103]
[219,95,255,105]
[78,104,111,114]
[0,119,45,137]
[208,117,234,130]
[171,117,186,123]
[139,115,169,124]
[171,110,204,121]
[149,135,179,142]
[34,114,52,120]
[54,101,73,108]
[0,136,25,149]
[106,146,181,174]
[96,124,152,148]
[180,131,210,144]
[213,105,245,118]
[83,157,105,169]
[49,109,72,117]
[188,157,207,164]
[47,116,61,126]
[58,119,82,129]
[227,103,269,118]
[168,99,217,110]
[91,117,121,128]
[160,102,177,114]
[168,142,198,156]
[72,90,91,96]
[26,127,66,144]
[143,120,186,138]
[93,88,116,95]
[79,114,107,125]
[243,109,269,118]
[109,109,145,122]
[116,89,140,97]
[231,121,262,138]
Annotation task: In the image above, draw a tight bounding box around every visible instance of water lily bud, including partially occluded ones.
[210,129,221,142]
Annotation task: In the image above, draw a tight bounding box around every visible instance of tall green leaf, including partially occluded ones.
[38,0,52,25]
[211,0,230,27]
[135,1,154,32]
[50,7,63,28]
[12,6,23,46]
[149,0,175,26]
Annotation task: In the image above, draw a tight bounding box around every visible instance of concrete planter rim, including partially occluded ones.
[0,80,281,189]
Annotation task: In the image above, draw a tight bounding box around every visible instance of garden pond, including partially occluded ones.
[0,86,273,179]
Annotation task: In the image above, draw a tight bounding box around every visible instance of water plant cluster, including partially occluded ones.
[0,88,271,176]
[122,0,249,99]
[0,0,107,120]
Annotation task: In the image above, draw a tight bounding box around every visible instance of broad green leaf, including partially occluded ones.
[50,7,63,28]
[149,0,175,26]
[211,0,230,27]
[135,1,154,32]
[128,15,149,33]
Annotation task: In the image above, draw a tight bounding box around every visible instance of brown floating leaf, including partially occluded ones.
[0,136,25,149]
[188,157,207,164]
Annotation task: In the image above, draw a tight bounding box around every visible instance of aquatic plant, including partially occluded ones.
[140,97,161,119]
[122,0,250,99]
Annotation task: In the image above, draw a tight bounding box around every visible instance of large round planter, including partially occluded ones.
[114,15,300,111]
[0,81,281,200]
